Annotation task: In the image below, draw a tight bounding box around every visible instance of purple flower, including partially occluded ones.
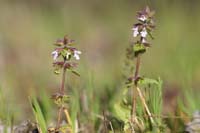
[73,50,81,60]
[132,26,139,37]
[138,15,147,22]
[51,50,59,60]
[142,38,146,43]
[140,27,147,38]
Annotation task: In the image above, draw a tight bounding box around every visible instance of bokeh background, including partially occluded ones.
[0,0,200,122]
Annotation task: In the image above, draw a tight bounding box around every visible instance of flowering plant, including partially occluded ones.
[131,6,155,57]
[113,6,165,132]
[49,35,81,132]
[51,36,81,76]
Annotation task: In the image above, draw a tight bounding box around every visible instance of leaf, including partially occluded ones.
[114,102,130,122]
[147,29,154,39]
[53,96,62,106]
[133,43,145,52]
[54,39,64,46]
[138,78,159,85]
[72,71,80,77]
[68,69,80,77]
[61,49,67,56]
[62,95,70,103]
[58,125,72,133]
[61,49,71,60]
[54,69,60,75]
[133,43,146,56]
[122,87,128,95]
[29,97,47,133]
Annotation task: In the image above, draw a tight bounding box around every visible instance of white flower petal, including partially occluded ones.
[142,38,146,43]
[74,54,80,60]
[75,50,82,54]
[140,28,147,38]
[138,15,147,22]
[66,52,71,59]
[74,50,81,60]
[51,50,58,60]
[132,27,139,37]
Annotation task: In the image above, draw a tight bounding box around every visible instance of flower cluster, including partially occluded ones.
[51,35,81,75]
[131,6,155,56]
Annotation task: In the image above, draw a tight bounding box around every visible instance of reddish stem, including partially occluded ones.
[134,55,141,83]
[57,60,67,129]
[132,55,140,122]
[60,66,66,94]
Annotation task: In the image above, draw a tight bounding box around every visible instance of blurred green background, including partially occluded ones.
[0,0,200,122]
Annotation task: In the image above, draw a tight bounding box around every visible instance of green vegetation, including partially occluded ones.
[0,0,200,132]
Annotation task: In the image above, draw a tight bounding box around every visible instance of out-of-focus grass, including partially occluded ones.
[179,88,200,115]
[0,0,200,125]
[30,96,47,133]
[0,88,14,132]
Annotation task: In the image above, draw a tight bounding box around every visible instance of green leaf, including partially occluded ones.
[54,97,62,106]
[63,95,70,103]
[147,30,154,39]
[114,102,130,122]
[61,49,67,56]
[54,69,60,75]
[72,71,80,76]
[68,69,80,77]
[58,125,72,133]
[61,49,71,60]
[29,96,47,133]
[138,78,159,85]
[133,43,146,56]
